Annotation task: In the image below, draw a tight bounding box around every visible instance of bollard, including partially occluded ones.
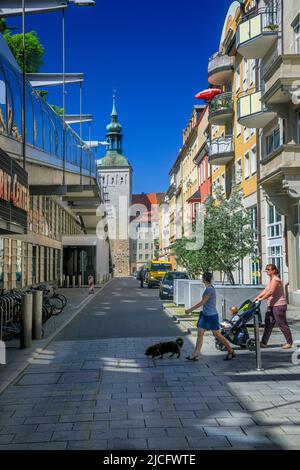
[72,275,76,288]
[20,293,33,349]
[62,274,65,288]
[32,290,43,340]
[221,299,226,321]
[254,312,263,371]
[78,275,82,288]
[66,276,70,288]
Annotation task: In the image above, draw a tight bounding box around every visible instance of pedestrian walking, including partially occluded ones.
[88,273,95,294]
[185,272,236,361]
[137,266,145,288]
[255,264,293,349]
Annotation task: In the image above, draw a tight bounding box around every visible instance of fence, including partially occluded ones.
[174,279,267,322]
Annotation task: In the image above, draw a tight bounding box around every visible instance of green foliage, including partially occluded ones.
[172,189,257,284]
[3,30,44,73]
[50,105,64,116]
[35,90,48,100]
[0,19,8,33]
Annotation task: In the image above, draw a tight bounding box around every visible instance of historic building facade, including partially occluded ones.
[97,96,132,277]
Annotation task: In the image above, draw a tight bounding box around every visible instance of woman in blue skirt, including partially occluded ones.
[185,272,236,361]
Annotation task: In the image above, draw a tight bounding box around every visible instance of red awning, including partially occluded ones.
[195,88,221,101]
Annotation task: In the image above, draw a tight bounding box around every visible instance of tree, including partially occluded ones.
[3,30,44,73]
[172,189,257,284]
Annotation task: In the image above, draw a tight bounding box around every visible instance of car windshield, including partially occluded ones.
[151,264,172,272]
[165,272,189,281]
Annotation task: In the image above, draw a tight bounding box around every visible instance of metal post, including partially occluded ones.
[62,8,66,186]
[89,121,92,185]
[80,81,83,186]
[32,290,43,340]
[20,293,32,349]
[254,312,263,371]
[22,0,26,170]
[66,275,70,288]
[72,275,76,288]
[78,274,82,288]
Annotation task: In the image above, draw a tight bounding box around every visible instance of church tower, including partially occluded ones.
[97,94,132,277]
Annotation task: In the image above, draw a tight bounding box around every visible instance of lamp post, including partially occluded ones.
[22,0,26,170]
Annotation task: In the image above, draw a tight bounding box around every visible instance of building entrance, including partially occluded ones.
[63,246,96,285]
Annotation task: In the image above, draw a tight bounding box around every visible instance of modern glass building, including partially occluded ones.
[0,52,96,175]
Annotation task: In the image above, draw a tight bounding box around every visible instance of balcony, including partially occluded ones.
[208,52,234,86]
[237,8,279,59]
[208,136,234,166]
[208,92,233,125]
[237,90,277,129]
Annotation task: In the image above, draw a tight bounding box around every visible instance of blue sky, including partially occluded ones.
[7,0,231,194]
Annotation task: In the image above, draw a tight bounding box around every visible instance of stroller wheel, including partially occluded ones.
[215,338,227,352]
[246,338,256,351]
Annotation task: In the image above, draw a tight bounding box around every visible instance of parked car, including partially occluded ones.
[159,271,190,300]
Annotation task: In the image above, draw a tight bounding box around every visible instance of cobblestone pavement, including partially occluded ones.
[0,279,300,450]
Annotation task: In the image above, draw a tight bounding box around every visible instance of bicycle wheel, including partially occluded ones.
[42,305,50,324]
[56,294,67,308]
[49,296,64,315]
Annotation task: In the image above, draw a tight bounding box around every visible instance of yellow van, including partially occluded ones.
[145,260,173,288]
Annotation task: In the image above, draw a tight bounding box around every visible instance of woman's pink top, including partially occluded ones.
[264,276,286,307]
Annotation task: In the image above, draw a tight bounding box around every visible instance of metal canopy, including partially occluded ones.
[28,73,84,87]
[0,1,68,17]
[65,114,93,124]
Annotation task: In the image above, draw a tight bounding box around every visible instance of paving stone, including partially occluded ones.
[107,438,148,450]
[187,436,230,449]
[59,414,94,423]
[24,416,60,425]
[145,418,182,428]
[91,430,128,440]
[0,444,28,450]
[0,434,14,444]
[0,424,37,434]
[67,440,108,450]
[280,425,300,434]
[204,426,245,437]
[52,430,90,441]
[94,412,127,421]
[37,423,73,432]
[27,442,68,450]
[216,417,256,427]
[13,432,52,444]
[166,427,206,438]
[110,419,145,429]
[16,373,61,386]
[147,437,189,450]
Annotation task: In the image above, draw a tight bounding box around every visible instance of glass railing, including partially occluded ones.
[0,53,96,176]
[209,92,233,115]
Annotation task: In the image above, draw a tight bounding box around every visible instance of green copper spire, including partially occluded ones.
[99,92,130,167]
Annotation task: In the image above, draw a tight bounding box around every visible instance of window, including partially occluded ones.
[243,59,248,91]
[267,204,282,239]
[236,159,242,183]
[139,254,143,260]
[251,146,257,175]
[244,126,250,142]
[221,174,225,194]
[145,254,149,260]
[250,59,256,85]
[244,153,250,179]
[236,64,241,93]
[268,246,283,279]
[297,110,300,144]
[265,127,280,156]
[139,243,143,250]
[145,243,149,250]
[293,17,300,53]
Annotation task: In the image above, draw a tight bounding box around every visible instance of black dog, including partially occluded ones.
[145,338,184,359]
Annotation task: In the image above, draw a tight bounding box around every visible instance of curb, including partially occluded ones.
[0,278,114,395]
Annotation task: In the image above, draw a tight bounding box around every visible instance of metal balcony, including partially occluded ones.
[237,90,277,128]
[208,52,234,86]
[208,136,234,166]
[208,92,234,125]
[237,8,279,59]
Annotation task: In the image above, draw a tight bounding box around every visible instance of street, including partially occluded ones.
[0,278,300,450]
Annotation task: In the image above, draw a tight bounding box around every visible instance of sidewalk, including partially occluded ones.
[0,308,300,449]
[0,285,108,395]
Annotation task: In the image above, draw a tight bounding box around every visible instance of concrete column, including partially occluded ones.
[78,275,82,288]
[20,293,33,349]
[72,275,76,288]
[66,276,70,288]
[32,291,43,340]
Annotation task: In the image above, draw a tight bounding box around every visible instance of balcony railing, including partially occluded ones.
[209,92,233,125]
[237,90,277,129]
[208,136,234,166]
[237,7,279,59]
[208,52,234,86]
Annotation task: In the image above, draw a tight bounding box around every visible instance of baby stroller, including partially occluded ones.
[215,300,262,352]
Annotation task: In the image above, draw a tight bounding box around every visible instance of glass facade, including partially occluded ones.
[0,53,96,174]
